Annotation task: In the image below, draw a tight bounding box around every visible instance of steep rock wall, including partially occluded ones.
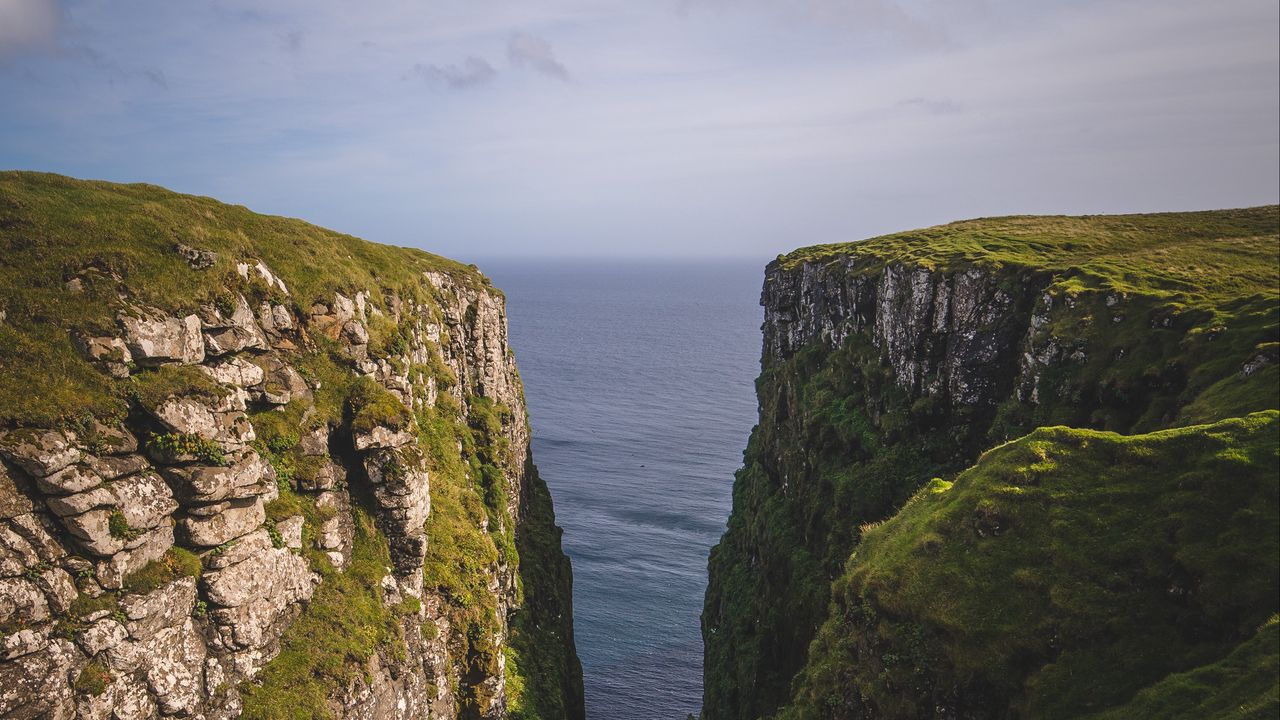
[703,210,1279,720]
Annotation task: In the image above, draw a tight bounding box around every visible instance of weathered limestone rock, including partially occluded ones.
[94,524,174,590]
[0,429,81,478]
[315,491,354,570]
[204,295,269,356]
[0,637,79,718]
[35,463,102,496]
[204,546,316,651]
[178,497,265,547]
[202,356,266,388]
[80,454,148,483]
[162,450,275,505]
[76,618,128,657]
[354,425,414,451]
[0,576,50,627]
[121,314,205,365]
[277,515,304,549]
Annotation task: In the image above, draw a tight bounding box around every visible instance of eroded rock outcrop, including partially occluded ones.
[0,173,583,720]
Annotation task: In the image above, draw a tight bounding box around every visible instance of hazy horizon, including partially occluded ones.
[2,0,1277,259]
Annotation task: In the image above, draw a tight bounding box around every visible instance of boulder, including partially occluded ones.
[121,314,205,365]
[177,497,264,547]
[162,450,274,505]
[201,356,265,388]
[0,430,81,478]
[203,295,269,356]
[35,464,102,496]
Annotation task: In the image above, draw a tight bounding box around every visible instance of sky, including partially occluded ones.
[1,0,1277,259]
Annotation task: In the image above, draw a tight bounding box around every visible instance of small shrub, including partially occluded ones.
[150,432,226,465]
[107,510,143,541]
[74,661,112,696]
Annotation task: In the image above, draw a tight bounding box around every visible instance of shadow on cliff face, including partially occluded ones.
[509,453,586,720]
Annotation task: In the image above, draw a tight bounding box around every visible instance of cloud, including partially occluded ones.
[897,96,962,115]
[0,0,60,59]
[280,30,304,54]
[412,56,497,90]
[507,32,569,80]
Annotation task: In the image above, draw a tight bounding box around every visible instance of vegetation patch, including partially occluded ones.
[149,432,226,465]
[240,504,403,720]
[73,661,112,696]
[123,547,202,594]
[130,364,229,410]
[779,412,1280,719]
[347,376,412,436]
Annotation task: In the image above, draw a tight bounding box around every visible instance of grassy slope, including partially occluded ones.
[783,412,1279,719]
[0,170,482,427]
[705,207,1280,720]
[781,208,1278,311]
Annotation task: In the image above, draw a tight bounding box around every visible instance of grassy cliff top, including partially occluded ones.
[784,410,1279,719]
[0,171,488,427]
[778,207,1279,307]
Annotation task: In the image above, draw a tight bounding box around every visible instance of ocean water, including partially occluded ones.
[479,259,765,720]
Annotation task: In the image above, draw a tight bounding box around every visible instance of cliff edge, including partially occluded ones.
[0,172,584,720]
[703,208,1279,719]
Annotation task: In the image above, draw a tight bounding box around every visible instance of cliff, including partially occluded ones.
[703,208,1280,719]
[0,172,584,719]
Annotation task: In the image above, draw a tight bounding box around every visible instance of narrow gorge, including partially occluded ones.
[703,208,1279,719]
[0,172,583,720]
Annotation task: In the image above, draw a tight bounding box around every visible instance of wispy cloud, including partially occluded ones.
[412,56,498,90]
[507,32,569,80]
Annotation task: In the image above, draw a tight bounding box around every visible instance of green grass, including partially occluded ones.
[780,207,1279,310]
[1082,615,1279,720]
[779,411,1279,719]
[122,547,203,594]
[0,170,482,428]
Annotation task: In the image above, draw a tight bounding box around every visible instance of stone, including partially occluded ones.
[175,243,217,269]
[202,356,266,388]
[0,466,35,520]
[143,618,207,715]
[354,425,414,451]
[121,314,205,365]
[59,509,125,557]
[203,545,312,609]
[76,619,128,657]
[80,454,148,482]
[35,464,102,496]
[0,429,81,478]
[111,473,178,532]
[0,577,50,626]
[277,515,304,550]
[94,525,174,591]
[33,566,77,614]
[45,485,115,517]
[163,450,274,504]
[203,295,269,356]
[71,335,133,378]
[298,426,330,456]
[120,576,196,640]
[1,627,47,661]
[149,397,221,440]
[201,528,272,571]
[205,549,316,650]
[0,637,79,717]
[177,497,264,547]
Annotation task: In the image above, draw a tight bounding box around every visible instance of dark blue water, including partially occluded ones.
[479,259,764,720]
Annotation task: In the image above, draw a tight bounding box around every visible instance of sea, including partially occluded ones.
[478,259,766,720]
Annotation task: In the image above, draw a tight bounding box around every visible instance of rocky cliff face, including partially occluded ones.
[0,172,583,719]
[703,209,1279,719]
